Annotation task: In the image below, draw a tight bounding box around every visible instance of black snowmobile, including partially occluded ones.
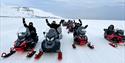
[34,28,62,60]
[1,28,38,58]
[72,21,94,49]
[104,25,125,47]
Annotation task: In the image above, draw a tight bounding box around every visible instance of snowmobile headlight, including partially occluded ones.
[50,37,54,41]
[19,33,22,36]
[80,34,83,37]
[46,37,50,41]
[46,37,54,41]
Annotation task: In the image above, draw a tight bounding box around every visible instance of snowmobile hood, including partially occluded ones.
[46,28,58,39]
[76,26,86,35]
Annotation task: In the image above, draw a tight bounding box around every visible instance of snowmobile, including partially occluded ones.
[1,28,38,58]
[34,28,62,60]
[72,25,94,49]
[104,25,125,47]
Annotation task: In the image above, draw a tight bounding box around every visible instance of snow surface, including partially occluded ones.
[0,5,125,63]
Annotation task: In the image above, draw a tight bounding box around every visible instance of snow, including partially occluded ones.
[0,5,125,63]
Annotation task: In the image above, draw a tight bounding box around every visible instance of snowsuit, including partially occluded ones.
[73,19,82,37]
[46,19,62,34]
[23,20,37,41]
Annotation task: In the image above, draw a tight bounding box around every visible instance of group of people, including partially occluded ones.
[1,18,124,59]
[22,18,86,41]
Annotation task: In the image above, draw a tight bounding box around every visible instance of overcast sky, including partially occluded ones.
[1,0,125,20]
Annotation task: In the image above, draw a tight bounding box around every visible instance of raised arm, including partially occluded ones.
[59,19,64,25]
[22,18,28,27]
[45,19,51,26]
[57,19,64,27]
[78,19,82,25]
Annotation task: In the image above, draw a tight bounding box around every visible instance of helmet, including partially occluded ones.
[108,25,114,31]
[29,22,33,26]
[46,28,58,41]
[52,21,56,24]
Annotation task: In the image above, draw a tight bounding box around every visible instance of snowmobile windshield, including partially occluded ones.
[18,27,27,33]
[46,28,58,40]
[77,27,86,36]
[115,29,124,36]
[17,27,30,39]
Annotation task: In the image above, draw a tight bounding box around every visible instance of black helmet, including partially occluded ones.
[52,21,56,24]
[29,22,33,26]
[108,25,114,31]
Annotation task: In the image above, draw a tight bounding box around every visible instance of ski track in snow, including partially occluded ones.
[0,5,125,63]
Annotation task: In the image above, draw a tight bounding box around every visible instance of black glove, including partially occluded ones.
[45,19,48,21]
[46,19,48,23]
[23,18,25,23]
[61,19,64,23]
[78,19,81,21]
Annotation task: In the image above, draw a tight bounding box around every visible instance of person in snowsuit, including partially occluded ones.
[22,18,37,42]
[73,19,82,36]
[45,19,63,34]
[107,25,115,35]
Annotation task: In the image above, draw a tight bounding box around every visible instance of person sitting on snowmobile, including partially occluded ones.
[107,25,115,35]
[73,19,88,36]
[22,18,37,41]
[45,19,63,34]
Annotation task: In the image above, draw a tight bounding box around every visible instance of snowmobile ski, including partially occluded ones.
[26,51,36,58]
[87,43,94,49]
[1,50,16,58]
[58,52,62,60]
[72,44,76,49]
[35,51,43,59]
[109,43,117,48]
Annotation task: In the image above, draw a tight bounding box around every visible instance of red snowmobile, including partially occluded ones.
[104,25,125,47]
[72,25,94,49]
[1,28,38,58]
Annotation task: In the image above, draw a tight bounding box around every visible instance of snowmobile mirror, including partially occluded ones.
[104,29,107,31]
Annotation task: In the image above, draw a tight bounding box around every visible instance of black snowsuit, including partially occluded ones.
[23,20,37,41]
[46,19,61,34]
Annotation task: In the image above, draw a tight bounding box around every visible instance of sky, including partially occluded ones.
[0,0,125,20]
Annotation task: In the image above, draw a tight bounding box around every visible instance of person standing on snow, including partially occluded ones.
[22,18,37,41]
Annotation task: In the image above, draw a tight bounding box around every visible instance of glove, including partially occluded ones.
[23,18,25,23]
[45,19,48,21]
[61,19,64,23]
